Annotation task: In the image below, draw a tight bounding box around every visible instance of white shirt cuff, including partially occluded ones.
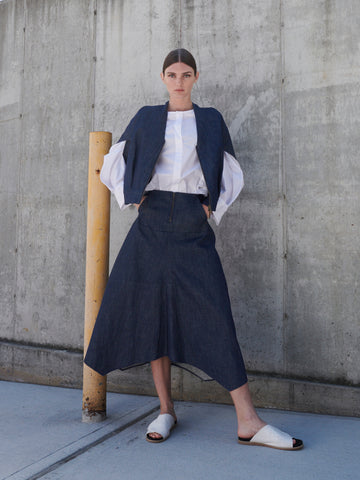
[212,152,244,225]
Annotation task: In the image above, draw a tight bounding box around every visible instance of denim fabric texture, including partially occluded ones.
[118,102,235,208]
[84,190,248,391]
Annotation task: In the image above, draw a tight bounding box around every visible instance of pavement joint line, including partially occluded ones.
[4,399,160,480]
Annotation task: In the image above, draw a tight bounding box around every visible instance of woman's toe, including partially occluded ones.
[293,438,303,449]
[147,432,162,440]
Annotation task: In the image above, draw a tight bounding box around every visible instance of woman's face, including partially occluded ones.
[161,62,199,100]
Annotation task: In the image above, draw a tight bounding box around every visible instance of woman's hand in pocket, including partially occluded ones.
[202,204,210,219]
[134,195,147,211]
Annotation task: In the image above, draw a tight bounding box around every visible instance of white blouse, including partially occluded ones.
[100,109,244,225]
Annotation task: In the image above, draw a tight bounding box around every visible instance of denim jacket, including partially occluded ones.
[118,102,236,212]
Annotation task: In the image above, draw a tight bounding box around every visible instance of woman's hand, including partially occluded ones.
[202,204,211,219]
[134,195,147,210]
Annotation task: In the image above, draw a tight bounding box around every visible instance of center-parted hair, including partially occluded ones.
[162,48,197,75]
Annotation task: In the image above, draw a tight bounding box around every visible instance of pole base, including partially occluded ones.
[82,409,106,423]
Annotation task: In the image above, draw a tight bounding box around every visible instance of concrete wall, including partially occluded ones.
[1,0,359,417]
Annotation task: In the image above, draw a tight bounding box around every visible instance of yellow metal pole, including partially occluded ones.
[82,131,112,423]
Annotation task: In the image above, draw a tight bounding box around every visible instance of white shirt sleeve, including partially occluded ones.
[212,152,244,225]
[99,141,130,210]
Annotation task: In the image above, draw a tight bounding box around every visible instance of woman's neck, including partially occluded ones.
[167,98,193,112]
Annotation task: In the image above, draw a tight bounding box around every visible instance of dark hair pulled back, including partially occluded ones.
[162,48,197,75]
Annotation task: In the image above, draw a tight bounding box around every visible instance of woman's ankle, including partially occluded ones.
[160,402,176,420]
[237,417,266,438]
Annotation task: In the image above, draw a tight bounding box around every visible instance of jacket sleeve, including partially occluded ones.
[117,107,145,143]
[101,106,146,208]
[100,141,130,210]
[116,106,148,166]
[212,151,244,226]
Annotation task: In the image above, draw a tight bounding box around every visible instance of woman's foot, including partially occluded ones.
[230,383,301,448]
[238,424,303,450]
[147,407,177,441]
[237,417,267,440]
[146,410,177,442]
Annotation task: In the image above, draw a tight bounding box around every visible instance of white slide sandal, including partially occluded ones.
[146,413,177,443]
[238,425,303,450]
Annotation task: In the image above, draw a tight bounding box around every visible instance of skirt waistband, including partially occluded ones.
[139,190,209,232]
[144,190,206,201]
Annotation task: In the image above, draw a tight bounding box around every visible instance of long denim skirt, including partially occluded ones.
[84,190,247,391]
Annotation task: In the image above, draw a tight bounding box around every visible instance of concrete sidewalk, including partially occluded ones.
[1,381,359,480]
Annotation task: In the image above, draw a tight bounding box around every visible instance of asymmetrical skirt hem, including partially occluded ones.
[85,355,248,392]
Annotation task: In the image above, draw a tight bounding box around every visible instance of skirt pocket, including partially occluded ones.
[197,199,209,221]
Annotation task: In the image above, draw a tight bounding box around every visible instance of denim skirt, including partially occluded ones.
[84,190,247,391]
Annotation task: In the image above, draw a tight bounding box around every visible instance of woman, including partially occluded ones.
[85,49,303,450]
